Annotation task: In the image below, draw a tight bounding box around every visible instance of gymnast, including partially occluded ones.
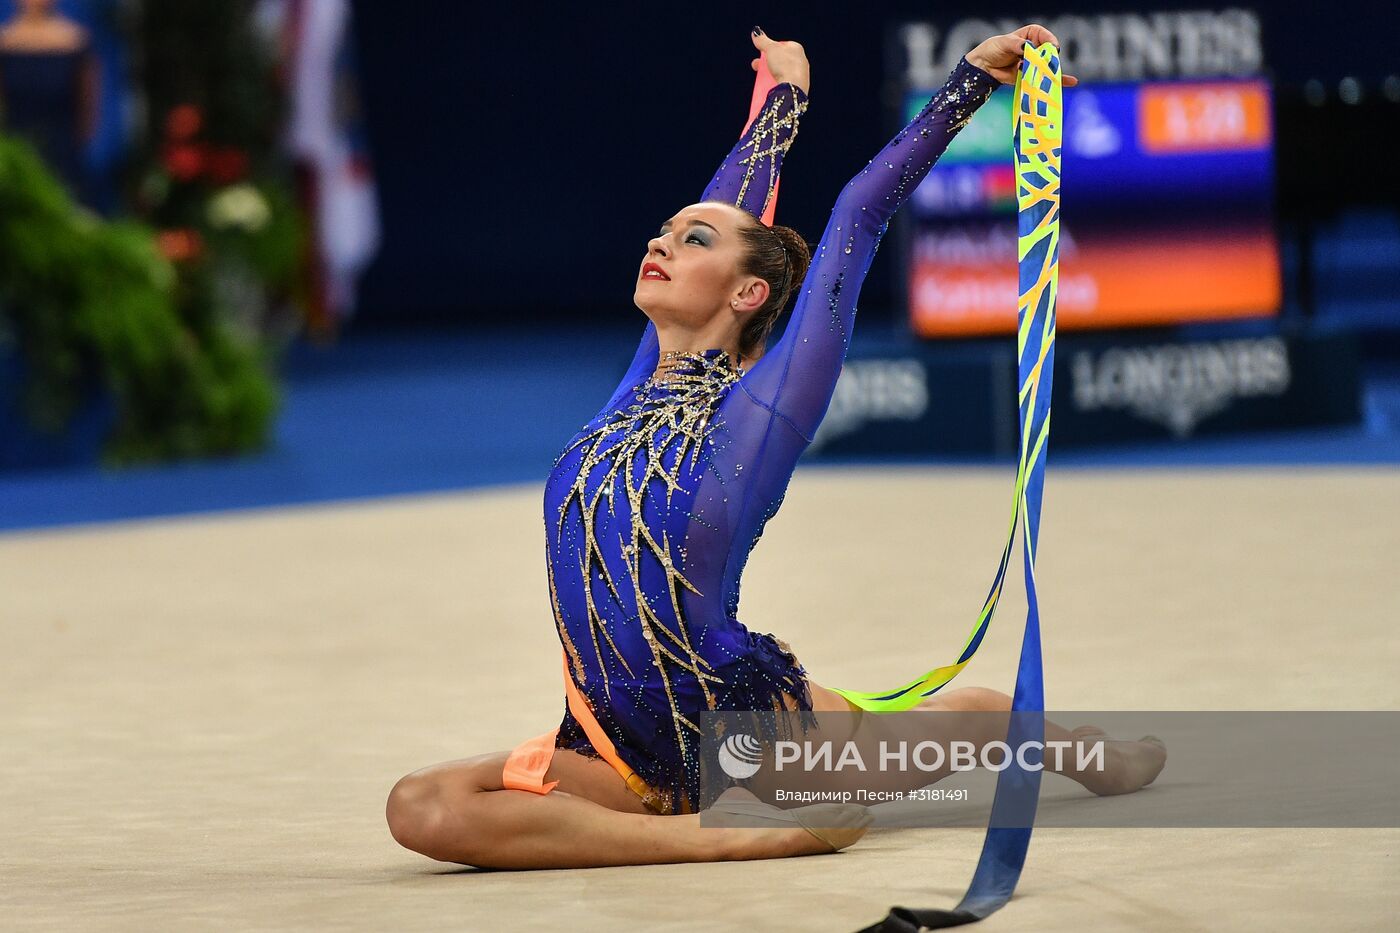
[387,25,1162,868]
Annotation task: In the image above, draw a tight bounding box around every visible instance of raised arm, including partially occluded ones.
[704,29,811,218]
[743,26,1077,440]
[700,85,809,217]
[739,54,1000,439]
[602,32,810,411]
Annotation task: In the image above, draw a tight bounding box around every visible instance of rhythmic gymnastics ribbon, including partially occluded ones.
[852,42,1062,931]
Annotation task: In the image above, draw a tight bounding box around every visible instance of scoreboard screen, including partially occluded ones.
[906,78,1281,337]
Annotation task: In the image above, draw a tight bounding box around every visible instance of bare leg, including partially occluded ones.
[797,682,1166,797]
[385,747,869,869]
[912,685,1166,795]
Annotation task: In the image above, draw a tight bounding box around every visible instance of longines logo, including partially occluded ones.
[1070,336,1291,437]
[896,7,1264,86]
[811,359,929,451]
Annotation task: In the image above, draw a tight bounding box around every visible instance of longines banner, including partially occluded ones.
[1051,327,1359,445]
[893,8,1264,86]
[808,327,1359,455]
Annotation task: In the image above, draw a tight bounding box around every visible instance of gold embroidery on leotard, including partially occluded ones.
[547,557,587,685]
[551,350,742,775]
[725,85,808,217]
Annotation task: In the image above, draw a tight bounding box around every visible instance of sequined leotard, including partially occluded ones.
[544,56,1000,815]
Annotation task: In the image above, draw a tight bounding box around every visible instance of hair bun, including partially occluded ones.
[735,217,812,360]
[768,224,812,299]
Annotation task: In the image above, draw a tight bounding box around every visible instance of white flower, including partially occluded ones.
[207,184,272,232]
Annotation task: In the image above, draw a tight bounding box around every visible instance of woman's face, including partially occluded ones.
[634,202,768,332]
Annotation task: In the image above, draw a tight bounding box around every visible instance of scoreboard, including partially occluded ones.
[907,78,1281,337]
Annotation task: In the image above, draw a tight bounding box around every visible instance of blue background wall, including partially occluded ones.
[349,0,1398,327]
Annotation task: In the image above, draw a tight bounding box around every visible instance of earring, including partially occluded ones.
[731,300,738,308]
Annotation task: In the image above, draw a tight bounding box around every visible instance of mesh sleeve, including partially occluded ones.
[740,55,1000,441]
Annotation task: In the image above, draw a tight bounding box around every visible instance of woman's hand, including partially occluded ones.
[751,27,810,95]
[966,24,1080,87]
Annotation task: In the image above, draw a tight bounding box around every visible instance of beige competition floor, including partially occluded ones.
[3,466,1398,931]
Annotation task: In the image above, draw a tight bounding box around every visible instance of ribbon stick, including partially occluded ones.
[856,41,1062,931]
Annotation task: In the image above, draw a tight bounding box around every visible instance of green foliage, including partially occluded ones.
[0,135,278,464]
[0,0,312,466]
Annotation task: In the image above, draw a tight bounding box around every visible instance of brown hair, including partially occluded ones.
[734,217,812,361]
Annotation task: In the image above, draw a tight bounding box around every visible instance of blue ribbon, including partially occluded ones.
[857,41,1061,931]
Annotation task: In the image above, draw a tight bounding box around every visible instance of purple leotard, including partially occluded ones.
[544,56,1000,814]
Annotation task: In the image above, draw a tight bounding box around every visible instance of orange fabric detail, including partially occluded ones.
[559,651,640,784]
[501,726,561,795]
[501,651,661,808]
[560,651,671,811]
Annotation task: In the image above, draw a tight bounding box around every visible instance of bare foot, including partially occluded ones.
[702,786,873,859]
[1068,725,1167,796]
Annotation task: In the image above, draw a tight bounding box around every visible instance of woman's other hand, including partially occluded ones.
[751,27,810,95]
[966,24,1080,87]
